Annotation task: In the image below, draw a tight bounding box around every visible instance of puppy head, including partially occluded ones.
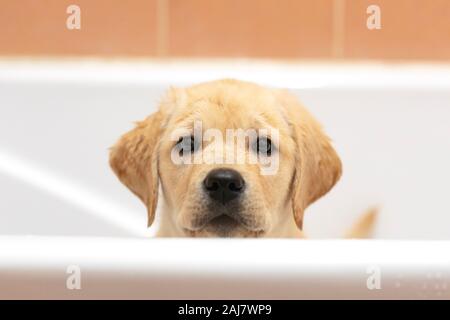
[110,80,341,237]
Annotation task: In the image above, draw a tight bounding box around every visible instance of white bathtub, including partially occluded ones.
[0,60,449,299]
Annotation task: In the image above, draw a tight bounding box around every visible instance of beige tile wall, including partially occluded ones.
[168,0,333,58]
[0,0,449,60]
[344,0,450,60]
[0,0,158,56]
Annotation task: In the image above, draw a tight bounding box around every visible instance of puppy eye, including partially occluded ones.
[176,135,199,156]
[254,136,273,156]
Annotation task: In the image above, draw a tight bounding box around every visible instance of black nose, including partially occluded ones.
[203,169,245,204]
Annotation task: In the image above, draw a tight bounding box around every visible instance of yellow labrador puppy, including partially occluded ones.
[110,79,373,238]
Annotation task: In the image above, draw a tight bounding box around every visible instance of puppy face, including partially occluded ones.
[157,83,296,237]
[110,80,342,237]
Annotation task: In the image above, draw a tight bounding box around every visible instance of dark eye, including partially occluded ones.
[254,136,272,156]
[176,135,199,156]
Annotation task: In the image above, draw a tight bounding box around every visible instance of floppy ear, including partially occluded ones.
[109,88,184,227]
[109,111,165,227]
[281,92,342,230]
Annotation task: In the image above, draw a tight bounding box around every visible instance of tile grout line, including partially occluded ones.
[332,0,346,58]
[156,0,169,57]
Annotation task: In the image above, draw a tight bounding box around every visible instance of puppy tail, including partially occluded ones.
[343,207,378,239]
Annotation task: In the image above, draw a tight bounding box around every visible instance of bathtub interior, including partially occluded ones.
[0,61,450,240]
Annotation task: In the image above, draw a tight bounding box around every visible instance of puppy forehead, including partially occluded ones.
[170,85,288,131]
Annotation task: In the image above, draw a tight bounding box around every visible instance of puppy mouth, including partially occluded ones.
[186,211,265,237]
[207,214,240,232]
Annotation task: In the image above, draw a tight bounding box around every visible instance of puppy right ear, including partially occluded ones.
[109,111,164,227]
[277,90,342,230]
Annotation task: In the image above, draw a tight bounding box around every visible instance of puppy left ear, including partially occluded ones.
[109,111,164,227]
[280,91,342,230]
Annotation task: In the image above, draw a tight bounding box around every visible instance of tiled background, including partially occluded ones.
[0,0,449,60]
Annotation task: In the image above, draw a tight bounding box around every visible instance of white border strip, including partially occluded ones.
[1,60,450,89]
